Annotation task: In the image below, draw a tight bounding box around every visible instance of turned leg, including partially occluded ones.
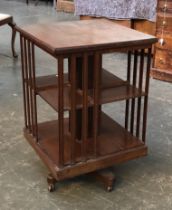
[47,173,57,192]
[88,168,116,192]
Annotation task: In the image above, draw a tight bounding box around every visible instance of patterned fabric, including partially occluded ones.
[74,0,157,21]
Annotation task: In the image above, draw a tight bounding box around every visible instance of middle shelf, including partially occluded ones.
[34,69,145,112]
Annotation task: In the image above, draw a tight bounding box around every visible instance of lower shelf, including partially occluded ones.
[24,113,147,180]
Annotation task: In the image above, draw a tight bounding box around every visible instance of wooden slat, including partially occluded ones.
[28,40,34,135]
[20,36,27,128]
[125,51,131,130]
[57,56,64,167]
[130,50,138,134]
[81,53,88,161]
[93,53,101,157]
[24,38,31,132]
[70,55,76,164]
[136,49,145,138]
[142,48,152,142]
[31,43,38,141]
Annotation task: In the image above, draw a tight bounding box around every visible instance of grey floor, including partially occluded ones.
[0,0,172,210]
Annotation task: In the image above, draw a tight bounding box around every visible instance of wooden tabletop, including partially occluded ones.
[16,19,157,55]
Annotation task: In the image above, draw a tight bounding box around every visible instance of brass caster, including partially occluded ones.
[107,186,113,192]
[48,183,55,192]
[87,168,115,192]
[47,173,56,192]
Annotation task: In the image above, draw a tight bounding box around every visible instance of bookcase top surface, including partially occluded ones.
[17,19,157,55]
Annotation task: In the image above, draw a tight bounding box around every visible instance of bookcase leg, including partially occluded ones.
[87,168,116,192]
[47,173,57,192]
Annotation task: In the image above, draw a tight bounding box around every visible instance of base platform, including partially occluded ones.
[24,112,147,181]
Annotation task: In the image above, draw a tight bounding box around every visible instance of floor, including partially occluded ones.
[0,0,172,210]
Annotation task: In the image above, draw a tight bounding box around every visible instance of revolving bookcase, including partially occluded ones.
[16,19,157,192]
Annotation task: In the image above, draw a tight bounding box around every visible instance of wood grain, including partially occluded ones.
[16,19,157,55]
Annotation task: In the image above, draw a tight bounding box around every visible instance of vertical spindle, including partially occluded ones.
[28,41,34,135]
[31,43,38,141]
[130,50,138,134]
[136,49,145,138]
[70,55,77,164]
[24,38,31,132]
[81,53,88,161]
[57,56,64,167]
[20,36,27,128]
[125,51,131,130]
[93,52,101,157]
[142,48,152,142]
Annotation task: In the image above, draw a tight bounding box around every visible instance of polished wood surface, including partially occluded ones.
[16,19,157,55]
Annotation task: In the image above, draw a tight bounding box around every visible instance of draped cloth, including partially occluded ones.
[74,0,157,21]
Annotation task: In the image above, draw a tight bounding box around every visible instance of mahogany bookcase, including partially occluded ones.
[16,19,157,192]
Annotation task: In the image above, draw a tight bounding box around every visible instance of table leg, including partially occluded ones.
[11,27,18,58]
[9,23,18,58]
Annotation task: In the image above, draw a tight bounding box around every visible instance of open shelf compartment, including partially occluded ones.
[35,69,145,111]
[24,112,146,167]
[35,69,128,91]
